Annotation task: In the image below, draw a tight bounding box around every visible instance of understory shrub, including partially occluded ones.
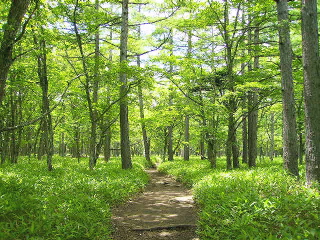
[159,158,320,240]
[0,156,149,240]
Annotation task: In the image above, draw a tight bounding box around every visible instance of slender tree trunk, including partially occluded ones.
[226,111,233,170]
[103,28,114,163]
[167,30,174,162]
[276,0,299,177]
[119,0,132,169]
[0,0,31,104]
[138,82,151,164]
[163,128,167,161]
[167,124,174,161]
[73,0,97,169]
[223,0,239,169]
[88,0,100,169]
[0,116,4,164]
[184,115,190,161]
[200,92,207,160]
[301,0,320,184]
[232,129,239,168]
[247,21,259,168]
[16,94,23,160]
[207,115,217,168]
[242,111,248,164]
[36,39,54,171]
[241,3,248,165]
[248,91,258,167]
[269,112,275,161]
[183,31,192,161]
[136,11,151,165]
[298,132,304,165]
[73,125,81,162]
[103,128,111,162]
[9,89,17,163]
[1,130,9,164]
[296,94,304,165]
[59,132,66,157]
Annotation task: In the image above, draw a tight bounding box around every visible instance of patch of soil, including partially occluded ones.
[111,169,199,240]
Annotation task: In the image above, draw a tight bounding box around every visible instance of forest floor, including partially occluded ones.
[111,169,199,240]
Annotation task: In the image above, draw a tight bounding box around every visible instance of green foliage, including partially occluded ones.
[0,156,149,240]
[159,158,320,239]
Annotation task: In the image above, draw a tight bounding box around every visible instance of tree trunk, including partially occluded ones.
[269,112,275,161]
[136,12,152,165]
[226,111,233,170]
[207,115,217,168]
[183,115,190,161]
[276,0,299,177]
[36,39,54,171]
[1,130,9,164]
[119,0,132,169]
[242,112,248,164]
[183,31,192,161]
[248,91,258,167]
[247,19,259,168]
[103,27,114,164]
[87,0,101,169]
[0,0,31,104]
[167,125,174,161]
[298,132,304,165]
[232,128,239,168]
[163,128,167,161]
[103,128,111,162]
[138,82,151,164]
[59,132,66,157]
[207,138,216,168]
[301,0,320,184]
[9,89,18,163]
[223,0,239,170]
[200,96,207,160]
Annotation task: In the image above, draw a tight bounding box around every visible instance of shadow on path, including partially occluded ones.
[111,169,199,240]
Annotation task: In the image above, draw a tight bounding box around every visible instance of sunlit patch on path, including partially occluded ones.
[112,169,199,240]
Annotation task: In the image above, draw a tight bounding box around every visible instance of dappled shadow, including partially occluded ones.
[112,169,199,240]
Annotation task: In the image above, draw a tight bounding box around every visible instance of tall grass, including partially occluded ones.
[158,157,320,239]
[0,156,149,240]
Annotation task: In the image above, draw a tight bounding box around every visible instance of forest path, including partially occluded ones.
[111,169,199,240]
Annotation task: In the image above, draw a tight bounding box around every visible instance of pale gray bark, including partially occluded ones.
[276,0,299,177]
[301,0,320,184]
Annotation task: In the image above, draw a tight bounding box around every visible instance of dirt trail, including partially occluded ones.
[111,169,199,240]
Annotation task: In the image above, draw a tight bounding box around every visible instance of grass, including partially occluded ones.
[0,156,150,240]
[158,157,320,240]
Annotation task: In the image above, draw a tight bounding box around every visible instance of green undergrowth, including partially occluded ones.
[0,156,149,240]
[158,157,320,239]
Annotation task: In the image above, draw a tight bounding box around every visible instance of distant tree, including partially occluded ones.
[34,37,54,171]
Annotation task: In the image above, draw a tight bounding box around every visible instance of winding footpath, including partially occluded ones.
[111,169,199,240]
